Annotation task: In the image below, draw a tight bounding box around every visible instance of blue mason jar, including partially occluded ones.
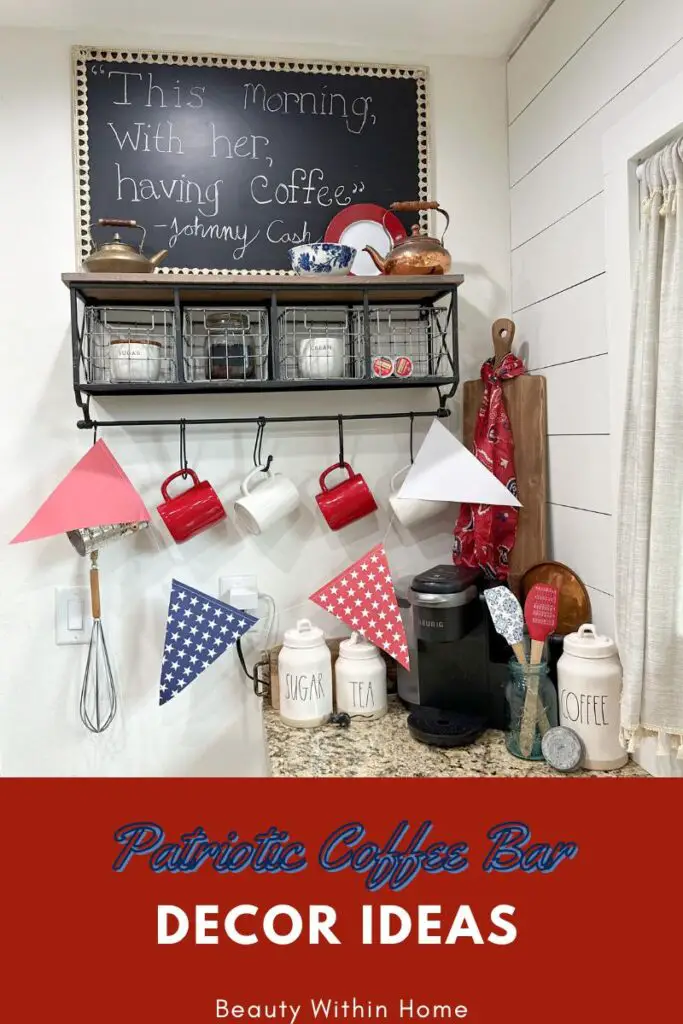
[505,660,558,760]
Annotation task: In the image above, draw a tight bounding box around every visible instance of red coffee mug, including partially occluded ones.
[315,462,378,531]
[157,468,226,543]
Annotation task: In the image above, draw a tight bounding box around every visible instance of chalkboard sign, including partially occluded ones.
[72,47,428,275]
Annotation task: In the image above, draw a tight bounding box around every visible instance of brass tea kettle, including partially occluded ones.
[364,201,451,275]
[83,218,169,274]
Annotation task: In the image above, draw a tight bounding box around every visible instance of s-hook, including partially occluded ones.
[253,417,273,473]
[179,419,189,478]
[337,414,345,467]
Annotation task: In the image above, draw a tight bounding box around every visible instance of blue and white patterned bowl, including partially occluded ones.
[289,243,356,275]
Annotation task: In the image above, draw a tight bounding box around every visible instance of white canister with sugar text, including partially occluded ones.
[278,619,333,728]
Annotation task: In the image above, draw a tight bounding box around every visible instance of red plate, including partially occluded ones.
[324,203,407,276]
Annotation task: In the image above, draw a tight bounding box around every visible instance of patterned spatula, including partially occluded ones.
[485,585,551,737]
[519,583,559,756]
[484,586,527,666]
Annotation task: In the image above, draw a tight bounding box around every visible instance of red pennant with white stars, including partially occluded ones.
[309,544,410,670]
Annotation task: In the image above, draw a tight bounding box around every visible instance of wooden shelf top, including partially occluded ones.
[62,271,464,305]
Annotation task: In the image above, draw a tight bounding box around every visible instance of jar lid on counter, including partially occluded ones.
[339,632,381,660]
[563,623,617,659]
[283,618,326,649]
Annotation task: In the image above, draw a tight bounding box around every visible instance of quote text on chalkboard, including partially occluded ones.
[76,52,427,272]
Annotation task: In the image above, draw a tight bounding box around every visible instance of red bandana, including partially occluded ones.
[453,353,526,580]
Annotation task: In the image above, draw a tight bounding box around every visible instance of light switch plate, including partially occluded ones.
[55,587,92,645]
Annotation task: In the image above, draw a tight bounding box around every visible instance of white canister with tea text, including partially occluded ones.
[278,619,333,728]
[557,624,627,770]
[335,632,387,720]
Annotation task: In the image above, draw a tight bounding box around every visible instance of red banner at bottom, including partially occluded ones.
[0,779,676,1021]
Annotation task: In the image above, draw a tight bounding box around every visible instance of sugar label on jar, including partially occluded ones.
[284,672,326,703]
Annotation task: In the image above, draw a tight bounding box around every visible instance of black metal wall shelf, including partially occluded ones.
[63,272,463,419]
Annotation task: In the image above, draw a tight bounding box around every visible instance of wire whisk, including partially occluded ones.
[80,551,117,733]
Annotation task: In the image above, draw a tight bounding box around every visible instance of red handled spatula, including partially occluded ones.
[519,583,559,756]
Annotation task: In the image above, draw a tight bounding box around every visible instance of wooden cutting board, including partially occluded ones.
[461,318,547,595]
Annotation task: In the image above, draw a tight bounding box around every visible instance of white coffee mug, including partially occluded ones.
[297,336,344,378]
[388,465,450,528]
[234,467,300,535]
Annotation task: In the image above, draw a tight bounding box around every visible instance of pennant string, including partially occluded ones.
[409,412,415,465]
[92,424,98,446]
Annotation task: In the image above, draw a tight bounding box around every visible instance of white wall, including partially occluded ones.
[0,28,510,776]
[507,0,683,637]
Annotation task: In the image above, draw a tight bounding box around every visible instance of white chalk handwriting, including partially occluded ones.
[243,82,376,134]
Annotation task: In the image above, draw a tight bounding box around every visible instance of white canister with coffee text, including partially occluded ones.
[557,624,627,770]
[278,619,333,728]
[335,633,387,720]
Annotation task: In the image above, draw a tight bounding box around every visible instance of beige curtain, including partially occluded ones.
[616,138,683,758]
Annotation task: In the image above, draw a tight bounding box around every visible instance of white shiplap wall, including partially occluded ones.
[507,0,683,634]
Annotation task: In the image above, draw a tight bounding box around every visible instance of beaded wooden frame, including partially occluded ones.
[72,45,430,276]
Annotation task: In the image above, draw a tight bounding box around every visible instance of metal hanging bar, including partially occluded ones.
[76,408,450,430]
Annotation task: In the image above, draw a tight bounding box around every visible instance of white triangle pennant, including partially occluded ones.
[398,420,521,507]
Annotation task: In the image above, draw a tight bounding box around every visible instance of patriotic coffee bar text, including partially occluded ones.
[113,820,578,947]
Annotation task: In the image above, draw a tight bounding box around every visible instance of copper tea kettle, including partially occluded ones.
[83,218,169,273]
[364,201,451,275]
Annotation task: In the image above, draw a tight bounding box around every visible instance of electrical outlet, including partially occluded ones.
[219,574,259,611]
[55,587,92,645]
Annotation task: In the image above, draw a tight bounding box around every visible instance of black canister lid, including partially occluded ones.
[411,564,482,595]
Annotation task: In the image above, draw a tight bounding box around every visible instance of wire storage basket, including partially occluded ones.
[82,306,177,384]
[275,307,360,382]
[358,305,454,381]
[183,308,269,383]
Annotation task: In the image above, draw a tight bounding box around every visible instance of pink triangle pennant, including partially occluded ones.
[11,439,150,544]
[309,543,410,670]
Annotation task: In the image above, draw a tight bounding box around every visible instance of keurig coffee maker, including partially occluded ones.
[396,565,508,738]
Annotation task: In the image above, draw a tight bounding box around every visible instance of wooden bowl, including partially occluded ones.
[519,561,592,636]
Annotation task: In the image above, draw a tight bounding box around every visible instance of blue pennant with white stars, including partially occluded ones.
[159,579,259,706]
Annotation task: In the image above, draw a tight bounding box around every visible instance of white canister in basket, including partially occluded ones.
[110,339,162,382]
[335,632,387,720]
[557,624,627,771]
[297,336,344,378]
[278,619,333,728]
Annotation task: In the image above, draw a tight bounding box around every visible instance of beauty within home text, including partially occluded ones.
[113,820,578,947]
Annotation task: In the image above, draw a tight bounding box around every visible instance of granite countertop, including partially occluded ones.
[263,701,648,778]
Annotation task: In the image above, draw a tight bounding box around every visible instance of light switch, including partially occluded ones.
[55,587,91,645]
[67,597,84,631]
